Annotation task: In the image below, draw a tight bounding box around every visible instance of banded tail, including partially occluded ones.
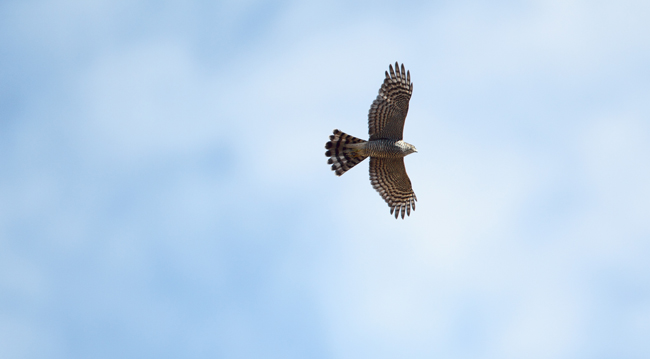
[325,129,368,176]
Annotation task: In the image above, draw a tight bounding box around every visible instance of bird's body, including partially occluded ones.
[363,139,417,158]
[325,62,418,219]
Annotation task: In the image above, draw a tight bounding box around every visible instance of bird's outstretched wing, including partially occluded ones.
[368,62,413,141]
[369,157,417,219]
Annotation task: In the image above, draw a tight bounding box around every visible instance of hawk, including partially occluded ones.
[325,62,417,219]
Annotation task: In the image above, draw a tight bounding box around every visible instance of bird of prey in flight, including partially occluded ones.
[325,62,417,219]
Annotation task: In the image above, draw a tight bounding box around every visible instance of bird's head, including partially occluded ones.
[405,143,418,155]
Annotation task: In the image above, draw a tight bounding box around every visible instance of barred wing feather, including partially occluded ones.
[368,62,413,141]
[369,157,417,219]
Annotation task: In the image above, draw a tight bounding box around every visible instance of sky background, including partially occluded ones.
[1,0,650,358]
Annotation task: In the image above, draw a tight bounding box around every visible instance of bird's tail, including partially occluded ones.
[325,129,368,176]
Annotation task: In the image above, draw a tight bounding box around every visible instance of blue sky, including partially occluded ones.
[1,0,649,358]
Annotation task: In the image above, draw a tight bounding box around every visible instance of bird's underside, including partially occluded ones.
[325,62,417,219]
